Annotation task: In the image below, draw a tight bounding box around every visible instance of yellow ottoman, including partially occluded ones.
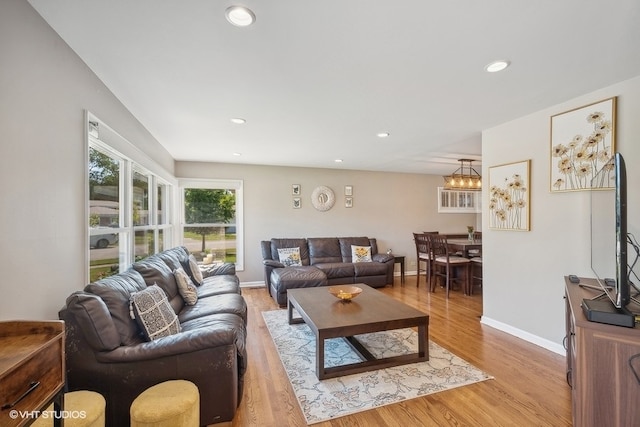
[32,390,106,427]
[130,380,199,427]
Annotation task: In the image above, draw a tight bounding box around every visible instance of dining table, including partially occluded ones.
[445,238,482,258]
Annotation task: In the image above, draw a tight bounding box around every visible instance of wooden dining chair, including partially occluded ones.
[470,256,483,294]
[413,232,438,287]
[413,233,429,287]
[428,234,471,298]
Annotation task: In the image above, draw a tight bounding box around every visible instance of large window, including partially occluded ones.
[88,117,174,281]
[180,180,243,270]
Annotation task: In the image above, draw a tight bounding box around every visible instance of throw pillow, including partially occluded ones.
[187,254,203,286]
[174,267,198,306]
[129,285,181,341]
[351,245,372,263]
[277,247,302,267]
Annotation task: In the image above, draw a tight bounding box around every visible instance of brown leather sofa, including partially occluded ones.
[59,246,246,426]
[261,236,394,306]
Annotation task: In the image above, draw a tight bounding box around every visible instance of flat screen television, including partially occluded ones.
[590,152,629,309]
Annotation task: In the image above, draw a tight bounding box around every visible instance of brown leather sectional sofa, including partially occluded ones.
[261,236,394,306]
[59,246,246,426]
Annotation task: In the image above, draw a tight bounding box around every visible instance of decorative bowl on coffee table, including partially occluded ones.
[328,285,362,302]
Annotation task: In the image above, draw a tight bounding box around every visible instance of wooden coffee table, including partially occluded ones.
[287,284,429,379]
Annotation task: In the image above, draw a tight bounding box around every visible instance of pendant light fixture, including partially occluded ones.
[443,159,482,190]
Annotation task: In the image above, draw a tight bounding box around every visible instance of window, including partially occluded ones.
[437,187,482,213]
[89,145,123,281]
[87,114,174,281]
[180,180,243,270]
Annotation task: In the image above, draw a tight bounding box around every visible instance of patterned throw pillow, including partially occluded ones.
[277,247,302,267]
[174,267,198,306]
[187,254,203,285]
[351,245,372,263]
[129,285,181,341]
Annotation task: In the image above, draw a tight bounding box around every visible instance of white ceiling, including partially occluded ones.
[28,0,640,175]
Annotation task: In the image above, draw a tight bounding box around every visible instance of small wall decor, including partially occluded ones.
[489,159,530,231]
[292,184,301,195]
[293,197,301,209]
[550,97,616,192]
[345,185,353,196]
[311,186,335,211]
[345,197,353,208]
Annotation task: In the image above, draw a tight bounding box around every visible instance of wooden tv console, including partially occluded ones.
[564,277,640,427]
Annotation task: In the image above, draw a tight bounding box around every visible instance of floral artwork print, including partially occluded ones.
[489,160,530,231]
[550,97,616,192]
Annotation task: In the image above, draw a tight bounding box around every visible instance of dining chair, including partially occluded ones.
[413,233,429,287]
[470,256,483,294]
[413,232,438,287]
[429,234,471,298]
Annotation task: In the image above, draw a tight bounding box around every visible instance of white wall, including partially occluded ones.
[175,162,479,284]
[0,0,174,320]
[481,75,640,353]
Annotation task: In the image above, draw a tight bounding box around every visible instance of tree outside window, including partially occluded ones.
[184,188,237,262]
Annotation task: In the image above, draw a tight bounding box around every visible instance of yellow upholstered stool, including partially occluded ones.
[31,390,106,427]
[130,380,199,427]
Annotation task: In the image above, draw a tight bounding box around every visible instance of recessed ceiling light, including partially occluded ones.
[485,60,510,73]
[377,132,390,138]
[230,118,246,124]
[225,6,256,27]
[334,159,343,163]
[233,152,242,156]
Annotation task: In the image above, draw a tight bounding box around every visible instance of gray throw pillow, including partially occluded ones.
[174,267,198,305]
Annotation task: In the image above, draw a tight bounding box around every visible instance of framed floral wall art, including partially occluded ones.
[489,160,530,231]
[550,97,616,192]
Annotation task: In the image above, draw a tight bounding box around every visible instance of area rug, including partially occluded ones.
[262,309,493,424]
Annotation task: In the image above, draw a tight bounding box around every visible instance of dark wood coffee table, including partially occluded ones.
[287,284,429,379]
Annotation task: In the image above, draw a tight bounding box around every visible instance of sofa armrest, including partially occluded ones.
[263,259,284,268]
[372,253,393,263]
[202,262,236,277]
[96,316,245,363]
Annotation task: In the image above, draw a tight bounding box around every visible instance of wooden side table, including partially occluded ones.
[393,255,405,285]
[0,321,65,427]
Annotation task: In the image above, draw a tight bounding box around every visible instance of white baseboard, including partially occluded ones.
[240,281,265,288]
[481,316,566,356]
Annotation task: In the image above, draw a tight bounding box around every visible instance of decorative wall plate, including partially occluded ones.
[311,186,335,211]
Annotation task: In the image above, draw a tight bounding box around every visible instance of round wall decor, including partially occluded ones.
[311,185,335,211]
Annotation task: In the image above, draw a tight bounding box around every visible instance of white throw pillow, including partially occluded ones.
[174,267,198,306]
[187,254,203,285]
[277,247,302,267]
[351,245,372,263]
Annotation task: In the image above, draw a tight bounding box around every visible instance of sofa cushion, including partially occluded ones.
[198,275,241,298]
[353,261,389,277]
[132,256,183,313]
[155,246,189,271]
[178,293,247,324]
[270,238,310,265]
[277,247,302,266]
[351,245,372,262]
[308,238,342,264]
[174,267,198,305]
[313,262,355,279]
[85,269,148,346]
[130,285,181,341]
[63,292,121,351]
[338,237,373,262]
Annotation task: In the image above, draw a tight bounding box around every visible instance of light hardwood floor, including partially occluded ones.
[228,276,572,426]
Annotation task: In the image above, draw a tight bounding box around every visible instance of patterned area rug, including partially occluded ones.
[262,309,493,425]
